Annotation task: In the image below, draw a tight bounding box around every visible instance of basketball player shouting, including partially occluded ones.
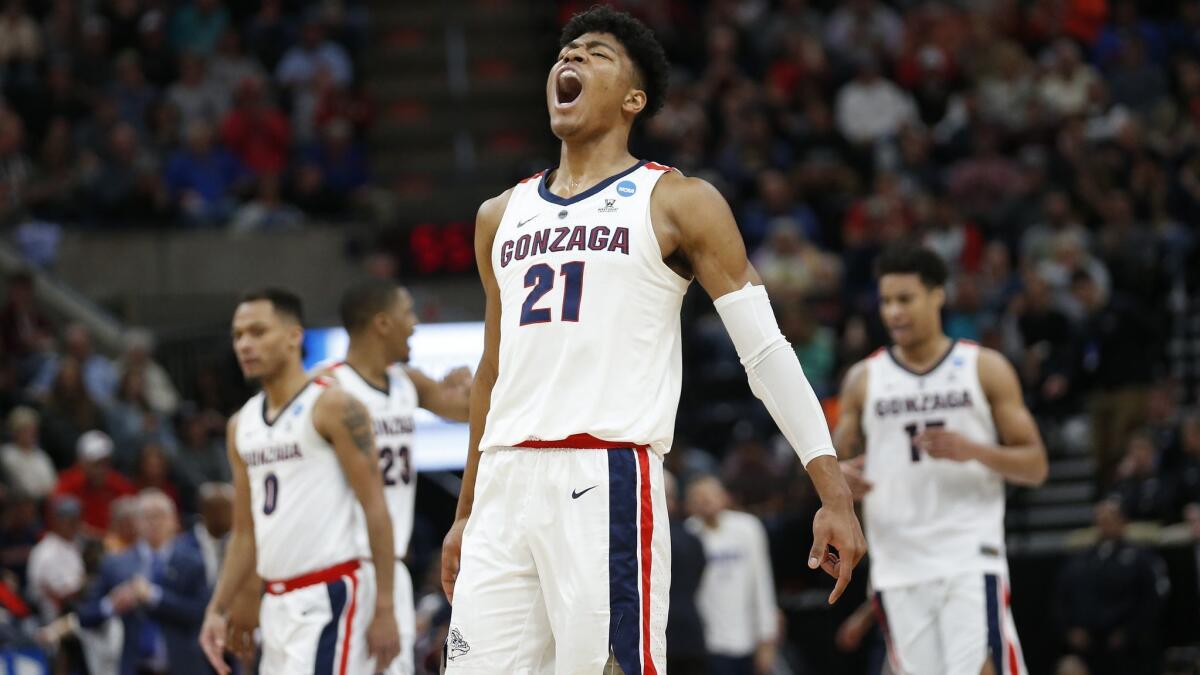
[441,6,865,674]
[837,247,1048,675]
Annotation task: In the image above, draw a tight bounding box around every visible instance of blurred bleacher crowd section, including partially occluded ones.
[0,0,1199,673]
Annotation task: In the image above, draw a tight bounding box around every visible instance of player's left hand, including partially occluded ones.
[366,608,400,670]
[916,428,978,462]
[440,367,473,391]
[809,499,866,605]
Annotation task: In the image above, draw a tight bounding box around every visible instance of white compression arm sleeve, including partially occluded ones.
[713,283,836,467]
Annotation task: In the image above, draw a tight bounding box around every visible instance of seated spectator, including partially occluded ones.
[0,108,33,223]
[1107,39,1169,117]
[169,0,229,56]
[39,356,109,469]
[173,408,228,506]
[1055,500,1168,675]
[109,51,156,136]
[220,76,290,176]
[739,169,820,250]
[780,302,836,398]
[106,369,178,470]
[105,495,139,554]
[0,0,44,83]
[164,119,249,226]
[245,0,296,72]
[1020,191,1089,266]
[720,438,790,516]
[166,52,226,131]
[116,329,179,418]
[0,271,51,377]
[136,10,178,88]
[1175,411,1200,511]
[304,117,367,194]
[823,0,904,63]
[1038,39,1100,120]
[1014,271,1078,415]
[208,28,266,103]
[30,323,119,408]
[0,488,39,581]
[686,476,780,675]
[276,16,352,91]
[230,173,304,233]
[131,443,181,509]
[77,489,211,675]
[1110,431,1174,522]
[25,116,85,223]
[27,495,85,622]
[1,406,56,499]
[53,431,137,535]
[751,219,841,299]
[83,122,168,226]
[834,55,917,146]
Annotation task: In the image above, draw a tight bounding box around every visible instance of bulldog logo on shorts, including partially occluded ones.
[447,627,471,661]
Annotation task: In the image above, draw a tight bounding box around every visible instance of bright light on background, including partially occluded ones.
[303,322,484,471]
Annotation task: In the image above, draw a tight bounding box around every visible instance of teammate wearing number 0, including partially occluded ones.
[327,280,471,675]
[836,247,1049,675]
[198,289,400,674]
[440,6,865,675]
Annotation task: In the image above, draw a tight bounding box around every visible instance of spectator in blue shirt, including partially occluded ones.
[164,119,248,226]
[170,0,229,57]
[276,17,352,90]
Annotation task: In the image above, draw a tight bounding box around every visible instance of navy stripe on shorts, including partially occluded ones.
[608,448,641,675]
[316,578,348,674]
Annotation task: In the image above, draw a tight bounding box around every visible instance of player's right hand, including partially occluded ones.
[809,499,866,605]
[224,586,261,660]
[441,517,468,603]
[199,609,232,675]
[367,610,401,669]
[839,456,872,500]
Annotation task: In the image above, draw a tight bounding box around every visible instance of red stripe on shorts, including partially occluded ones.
[635,447,657,675]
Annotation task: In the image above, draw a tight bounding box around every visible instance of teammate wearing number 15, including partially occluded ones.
[198,289,400,674]
[836,247,1048,675]
[441,6,864,675]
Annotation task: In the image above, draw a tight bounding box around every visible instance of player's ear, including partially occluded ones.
[623,88,646,116]
[372,312,390,334]
[931,285,946,309]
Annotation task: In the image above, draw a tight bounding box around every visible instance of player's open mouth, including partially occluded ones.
[555,68,583,108]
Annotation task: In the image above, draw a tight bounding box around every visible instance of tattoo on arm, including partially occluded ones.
[342,398,374,456]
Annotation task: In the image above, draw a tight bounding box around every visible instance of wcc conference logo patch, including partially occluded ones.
[447,627,471,661]
[599,198,619,213]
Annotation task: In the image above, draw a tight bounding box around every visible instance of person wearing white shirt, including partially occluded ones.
[834,58,918,146]
[28,496,85,622]
[686,476,780,675]
[0,406,56,499]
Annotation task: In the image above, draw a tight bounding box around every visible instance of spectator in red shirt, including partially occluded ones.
[52,431,136,534]
[220,76,290,177]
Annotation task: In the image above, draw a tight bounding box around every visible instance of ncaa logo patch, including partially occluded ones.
[616,180,637,197]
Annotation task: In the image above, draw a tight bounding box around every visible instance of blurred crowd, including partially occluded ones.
[0,0,375,233]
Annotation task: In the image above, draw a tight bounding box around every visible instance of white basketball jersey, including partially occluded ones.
[861,340,1008,590]
[234,378,369,580]
[329,362,419,557]
[480,161,691,455]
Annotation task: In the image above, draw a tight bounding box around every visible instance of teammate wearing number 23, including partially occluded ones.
[836,247,1049,675]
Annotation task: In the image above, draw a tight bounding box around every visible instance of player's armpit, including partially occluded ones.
[654,172,758,297]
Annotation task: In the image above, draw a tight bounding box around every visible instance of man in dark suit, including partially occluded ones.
[177,482,233,588]
[77,488,213,675]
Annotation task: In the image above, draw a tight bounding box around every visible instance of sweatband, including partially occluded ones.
[713,283,836,467]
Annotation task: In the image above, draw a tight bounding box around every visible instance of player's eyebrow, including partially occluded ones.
[562,39,618,55]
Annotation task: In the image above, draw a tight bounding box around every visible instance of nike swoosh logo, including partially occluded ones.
[517,214,539,228]
[571,485,599,499]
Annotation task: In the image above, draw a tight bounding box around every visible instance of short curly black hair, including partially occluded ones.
[560,5,669,118]
[874,245,949,289]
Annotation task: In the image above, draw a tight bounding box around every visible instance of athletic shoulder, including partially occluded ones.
[839,358,871,405]
[477,187,515,230]
[974,346,1021,400]
[652,171,726,217]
